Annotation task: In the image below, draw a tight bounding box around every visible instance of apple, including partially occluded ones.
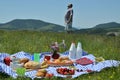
[4,57,11,66]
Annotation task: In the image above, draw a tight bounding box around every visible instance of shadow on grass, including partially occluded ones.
[0,72,10,78]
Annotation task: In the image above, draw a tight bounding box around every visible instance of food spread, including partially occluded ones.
[47,56,73,66]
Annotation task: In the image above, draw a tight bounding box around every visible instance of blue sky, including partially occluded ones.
[0,0,120,29]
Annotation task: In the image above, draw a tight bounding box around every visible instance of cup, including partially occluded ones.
[44,55,51,61]
[34,53,40,62]
[16,68,26,76]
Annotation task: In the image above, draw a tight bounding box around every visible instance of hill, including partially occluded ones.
[1,20,120,34]
[94,22,120,29]
[77,22,120,34]
[0,19,65,32]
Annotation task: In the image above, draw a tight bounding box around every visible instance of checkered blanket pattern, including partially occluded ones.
[0,51,120,79]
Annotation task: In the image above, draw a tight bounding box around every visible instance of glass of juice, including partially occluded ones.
[44,55,51,61]
[34,53,40,62]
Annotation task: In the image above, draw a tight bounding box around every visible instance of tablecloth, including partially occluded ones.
[0,51,120,80]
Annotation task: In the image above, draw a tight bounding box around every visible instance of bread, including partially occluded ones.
[36,69,47,77]
[19,58,29,64]
[36,71,45,77]
[54,59,61,63]
[24,61,40,69]
[38,69,47,73]
[59,56,69,60]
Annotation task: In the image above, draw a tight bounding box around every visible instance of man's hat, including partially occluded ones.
[67,3,73,7]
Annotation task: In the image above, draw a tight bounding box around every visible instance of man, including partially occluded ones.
[65,3,73,33]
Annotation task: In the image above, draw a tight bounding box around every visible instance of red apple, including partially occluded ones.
[4,57,11,66]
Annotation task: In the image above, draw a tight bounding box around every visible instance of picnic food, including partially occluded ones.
[41,60,47,65]
[36,69,47,77]
[38,69,47,73]
[40,64,48,69]
[56,68,75,75]
[59,56,69,60]
[36,71,45,77]
[24,60,48,69]
[19,58,29,64]
[24,61,40,69]
[41,60,49,68]
[36,69,54,78]
[47,56,73,66]
[76,57,93,65]
[44,55,51,61]
[45,73,54,78]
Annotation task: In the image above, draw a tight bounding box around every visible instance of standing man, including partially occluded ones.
[65,3,73,33]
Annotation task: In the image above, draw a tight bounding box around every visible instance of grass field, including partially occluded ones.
[0,30,120,80]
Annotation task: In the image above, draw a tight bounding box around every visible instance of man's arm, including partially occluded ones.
[67,14,72,24]
[66,10,73,24]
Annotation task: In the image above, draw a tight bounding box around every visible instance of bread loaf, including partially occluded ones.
[19,58,29,64]
[24,61,40,69]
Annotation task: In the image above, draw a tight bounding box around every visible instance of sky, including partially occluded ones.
[0,0,120,29]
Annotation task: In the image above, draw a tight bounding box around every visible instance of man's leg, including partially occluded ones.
[68,23,72,33]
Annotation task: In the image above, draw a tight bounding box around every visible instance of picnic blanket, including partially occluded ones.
[0,51,120,80]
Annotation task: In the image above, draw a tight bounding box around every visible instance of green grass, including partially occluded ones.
[0,30,120,80]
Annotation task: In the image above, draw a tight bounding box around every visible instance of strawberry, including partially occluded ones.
[64,68,67,71]
[64,71,68,75]
[70,70,75,75]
